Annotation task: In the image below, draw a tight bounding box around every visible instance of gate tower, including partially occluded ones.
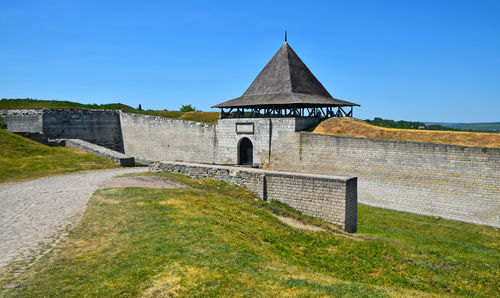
[213,38,360,166]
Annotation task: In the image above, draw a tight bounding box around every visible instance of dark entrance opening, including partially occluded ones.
[238,137,253,165]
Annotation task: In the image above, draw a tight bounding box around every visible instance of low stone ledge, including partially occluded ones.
[150,161,358,233]
[64,139,135,167]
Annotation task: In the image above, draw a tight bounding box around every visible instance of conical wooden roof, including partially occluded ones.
[213,42,359,108]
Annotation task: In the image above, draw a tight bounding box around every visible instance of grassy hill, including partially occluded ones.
[0,129,117,183]
[313,117,500,148]
[0,98,220,124]
[0,98,139,113]
[426,121,500,133]
[3,173,498,296]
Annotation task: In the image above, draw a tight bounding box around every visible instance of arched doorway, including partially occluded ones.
[238,137,253,165]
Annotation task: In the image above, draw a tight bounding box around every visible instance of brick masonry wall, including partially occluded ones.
[150,161,358,232]
[120,113,217,164]
[268,132,500,228]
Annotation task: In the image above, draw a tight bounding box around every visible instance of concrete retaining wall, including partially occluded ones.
[120,113,217,164]
[151,161,358,232]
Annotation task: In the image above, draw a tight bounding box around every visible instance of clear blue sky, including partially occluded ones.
[1,0,499,122]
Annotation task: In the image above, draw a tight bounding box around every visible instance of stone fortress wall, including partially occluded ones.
[43,109,124,152]
[0,109,44,133]
[151,161,358,233]
[2,109,499,228]
[266,132,500,227]
[119,113,217,164]
[219,117,499,227]
[215,117,320,165]
[0,109,124,151]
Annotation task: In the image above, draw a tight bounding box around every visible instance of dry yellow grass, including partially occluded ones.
[179,111,219,124]
[312,118,500,148]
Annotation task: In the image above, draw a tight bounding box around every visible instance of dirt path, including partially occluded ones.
[99,175,184,189]
[274,215,326,232]
[0,167,148,275]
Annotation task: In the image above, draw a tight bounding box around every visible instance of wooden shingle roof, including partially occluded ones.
[213,42,359,108]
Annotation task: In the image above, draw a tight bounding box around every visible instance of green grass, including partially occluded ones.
[0,98,139,113]
[3,173,499,297]
[428,122,500,133]
[0,129,118,183]
[0,98,219,124]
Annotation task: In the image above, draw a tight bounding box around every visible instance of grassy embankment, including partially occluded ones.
[428,121,500,132]
[0,98,137,113]
[3,172,498,297]
[0,98,219,124]
[0,129,117,184]
[143,110,219,124]
[313,117,500,148]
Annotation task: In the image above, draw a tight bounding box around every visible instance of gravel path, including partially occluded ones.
[0,167,148,272]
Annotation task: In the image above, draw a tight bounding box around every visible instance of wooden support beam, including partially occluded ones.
[338,107,347,117]
[335,108,343,117]
[320,107,327,117]
[218,105,352,119]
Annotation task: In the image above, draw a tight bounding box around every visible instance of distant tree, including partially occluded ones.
[180,104,196,112]
[137,104,143,111]
[364,117,462,132]
[0,115,7,129]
